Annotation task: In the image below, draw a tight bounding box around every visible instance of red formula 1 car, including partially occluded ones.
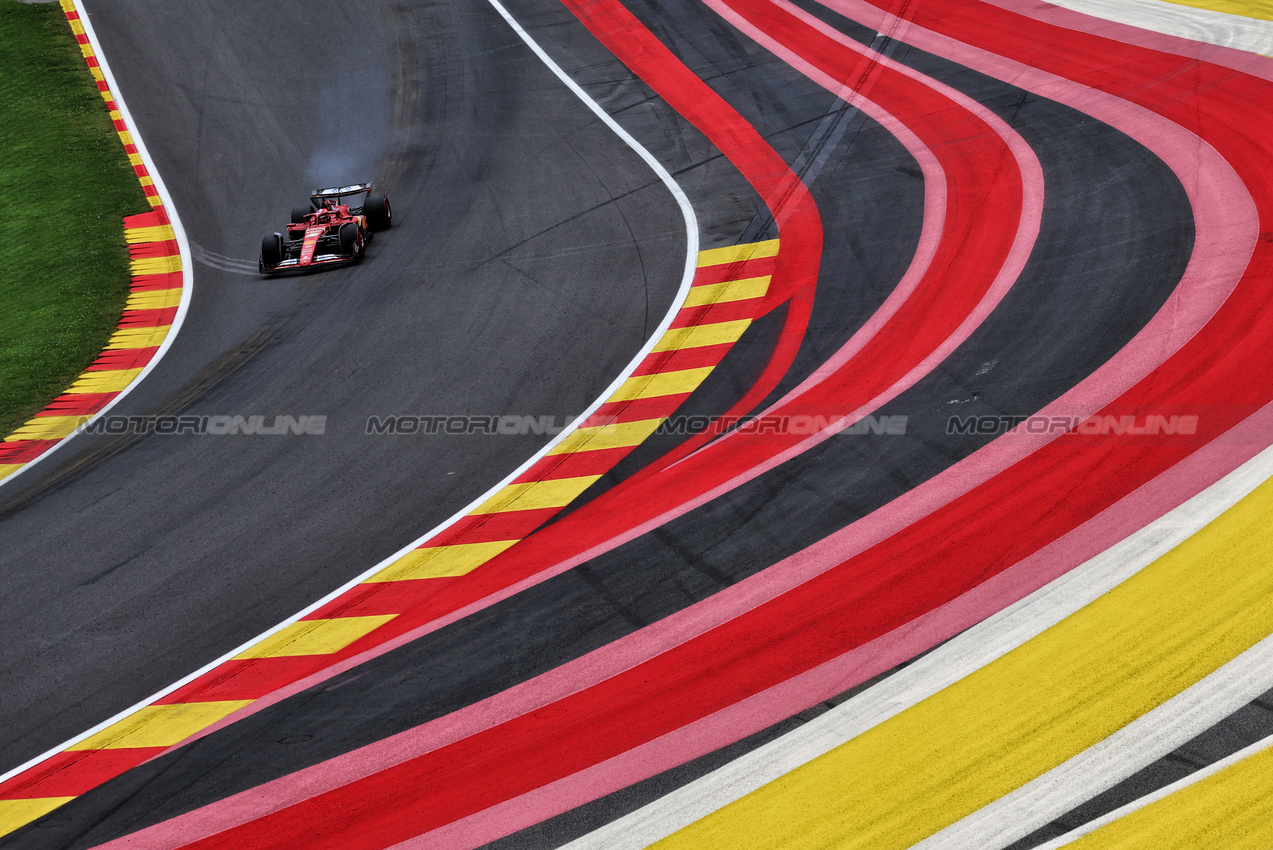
[259,183,392,274]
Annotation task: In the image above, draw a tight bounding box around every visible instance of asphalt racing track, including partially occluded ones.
[3,0,1273,846]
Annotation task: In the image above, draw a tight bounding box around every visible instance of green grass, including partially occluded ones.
[0,0,150,439]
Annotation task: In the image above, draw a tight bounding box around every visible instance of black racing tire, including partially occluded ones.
[364,194,391,230]
[260,232,283,271]
[338,222,358,255]
[291,204,314,225]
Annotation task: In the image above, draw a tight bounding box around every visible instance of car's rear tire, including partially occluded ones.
[291,205,313,225]
[261,232,283,271]
[338,222,359,255]
[364,194,391,230]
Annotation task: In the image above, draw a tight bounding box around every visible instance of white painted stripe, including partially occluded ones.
[562,436,1273,850]
[917,632,1273,848]
[1036,732,1273,848]
[0,0,194,490]
[0,0,699,792]
[1047,0,1273,57]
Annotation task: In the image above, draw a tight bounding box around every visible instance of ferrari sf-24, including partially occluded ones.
[259,183,392,274]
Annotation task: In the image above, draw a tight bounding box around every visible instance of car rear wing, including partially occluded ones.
[310,183,373,207]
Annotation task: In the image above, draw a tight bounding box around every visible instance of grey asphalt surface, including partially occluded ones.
[0,0,1199,844]
[0,0,697,776]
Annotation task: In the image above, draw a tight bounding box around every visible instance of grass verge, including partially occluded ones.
[0,0,150,439]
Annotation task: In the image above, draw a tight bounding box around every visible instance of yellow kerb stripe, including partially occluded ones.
[609,368,714,403]
[126,288,181,311]
[105,325,170,350]
[3,416,85,442]
[657,468,1273,850]
[1161,0,1273,22]
[65,367,143,394]
[147,195,164,209]
[234,615,396,659]
[0,797,76,839]
[652,320,751,353]
[0,464,24,481]
[550,417,665,455]
[68,701,251,751]
[472,476,601,514]
[366,540,520,582]
[684,275,771,308]
[1067,742,1273,848]
[124,224,175,244]
[130,254,180,276]
[696,239,779,268]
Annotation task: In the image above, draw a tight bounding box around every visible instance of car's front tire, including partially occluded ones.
[338,222,359,255]
[260,232,283,272]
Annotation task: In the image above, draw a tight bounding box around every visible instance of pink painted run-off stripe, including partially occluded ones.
[101,14,1259,850]
[161,31,1253,769]
[106,396,1273,850]
[687,0,1040,434]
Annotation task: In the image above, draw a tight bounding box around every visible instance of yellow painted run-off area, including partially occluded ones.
[1162,0,1273,21]
[67,702,251,751]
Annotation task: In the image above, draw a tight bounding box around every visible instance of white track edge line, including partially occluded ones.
[1036,732,1273,848]
[0,0,195,492]
[0,0,698,788]
[562,439,1273,849]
